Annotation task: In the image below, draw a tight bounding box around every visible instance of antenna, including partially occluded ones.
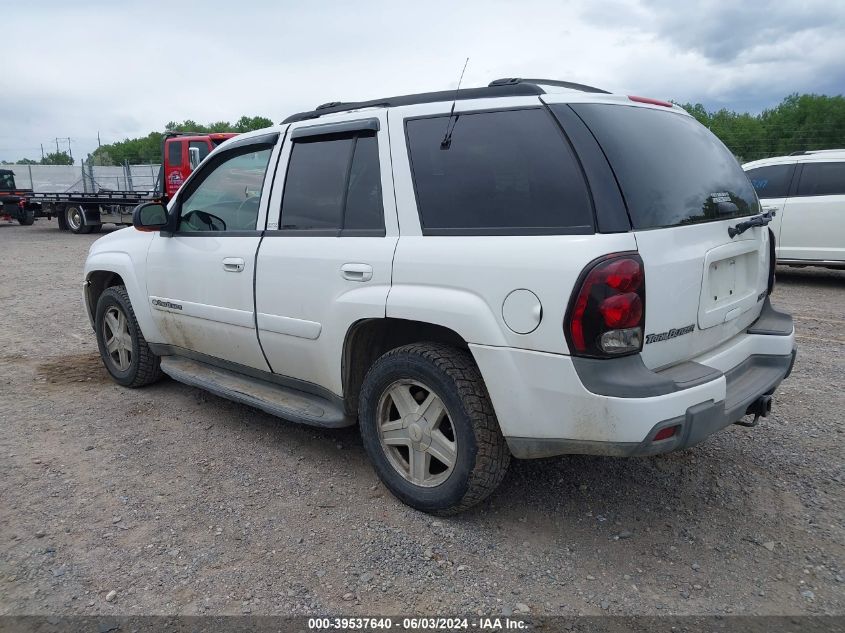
[440,57,469,150]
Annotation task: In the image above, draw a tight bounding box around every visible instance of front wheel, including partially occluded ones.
[358,343,510,515]
[94,285,163,387]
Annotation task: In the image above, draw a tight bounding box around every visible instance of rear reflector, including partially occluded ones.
[653,426,678,441]
[628,95,673,108]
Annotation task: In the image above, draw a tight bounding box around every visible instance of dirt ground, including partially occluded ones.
[0,220,842,617]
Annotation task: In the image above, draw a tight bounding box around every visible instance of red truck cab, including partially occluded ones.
[162,133,238,198]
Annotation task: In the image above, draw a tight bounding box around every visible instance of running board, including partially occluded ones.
[159,356,352,428]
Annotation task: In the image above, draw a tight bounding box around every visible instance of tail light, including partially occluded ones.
[565,253,646,358]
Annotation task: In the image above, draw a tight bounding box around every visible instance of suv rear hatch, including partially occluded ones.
[551,100,769,370]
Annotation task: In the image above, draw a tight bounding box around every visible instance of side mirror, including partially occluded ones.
[133,202,169,232]
[188,147,201,170]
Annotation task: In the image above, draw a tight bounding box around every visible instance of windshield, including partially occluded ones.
[563,104,760,230]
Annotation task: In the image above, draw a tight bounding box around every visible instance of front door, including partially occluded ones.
[146,135,280,370]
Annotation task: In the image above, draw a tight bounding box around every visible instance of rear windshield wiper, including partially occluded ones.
[728,209,776,238]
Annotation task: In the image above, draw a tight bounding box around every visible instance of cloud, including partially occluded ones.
[0,0,841,163]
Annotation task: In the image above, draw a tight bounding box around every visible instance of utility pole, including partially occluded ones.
[97,131,101,148]
[40,144,44,161]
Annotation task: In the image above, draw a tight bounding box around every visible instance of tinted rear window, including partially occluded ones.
[405,108,593,234]
[168,140,183,168]
[570,104,759,229]
[796,162,845,197]
[745,164,794,198]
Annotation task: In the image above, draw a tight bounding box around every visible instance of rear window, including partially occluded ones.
[168,140,183,168]
[568,104,760,230]
[796,162,845,197]
[745,164,794,199]
[405,108,593,234]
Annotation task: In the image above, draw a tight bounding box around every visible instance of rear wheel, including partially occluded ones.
[358,343,510,515]
[56,206,68,230]
[94,285,163,387]
[65,204,93,234]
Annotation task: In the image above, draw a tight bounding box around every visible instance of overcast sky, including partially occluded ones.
[2,0,843,163]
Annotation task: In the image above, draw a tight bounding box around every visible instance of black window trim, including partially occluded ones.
[403,105,597,237]
[793,160,845,198]
[271,127,387,237]
[169,134,279,237]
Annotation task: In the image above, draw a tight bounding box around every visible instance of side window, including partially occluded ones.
[746,164,794,199]
[405,108,593,234]
[796,162,845,197]
[344,134,383,230]
[279,132,385,233]
[178,147,272,232]
[189,140,211,163]
[168,140,183,168]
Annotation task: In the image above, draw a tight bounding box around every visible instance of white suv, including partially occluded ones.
[83,79,796,514]
[744,149,845,269]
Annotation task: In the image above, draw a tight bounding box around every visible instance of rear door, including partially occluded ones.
[254,113,398,395]
[744,162,796,249]
[778,160,845,263]
[548,100,770,369]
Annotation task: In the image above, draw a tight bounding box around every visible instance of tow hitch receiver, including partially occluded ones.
[736,395,773,427]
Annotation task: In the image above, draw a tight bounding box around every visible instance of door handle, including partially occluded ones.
[341,263,373,282]
[222,257,245,272]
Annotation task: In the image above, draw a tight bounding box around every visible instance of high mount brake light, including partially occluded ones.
[628,95,673,108]
[565,253,646,358]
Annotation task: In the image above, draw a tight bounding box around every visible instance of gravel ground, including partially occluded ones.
[0,220,842,617]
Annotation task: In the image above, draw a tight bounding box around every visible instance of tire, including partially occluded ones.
[56,206,69,230]
[358,342,510,515]
[17,207,35,226]
[65,204,93,234]
[94,285,163,388]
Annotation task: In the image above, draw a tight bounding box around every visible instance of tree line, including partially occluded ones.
[3,95,844,166]
[676,93,844,162]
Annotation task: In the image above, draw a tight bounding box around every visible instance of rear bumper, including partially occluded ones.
[470,299,796,459]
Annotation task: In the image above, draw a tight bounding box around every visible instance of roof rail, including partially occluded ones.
[282,77,611,124]
[488,77,611,94]
[283,81,555,124]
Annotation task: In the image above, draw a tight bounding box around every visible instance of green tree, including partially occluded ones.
[40,151,73,166]
[675,94,845,162]
[16,158,38,165]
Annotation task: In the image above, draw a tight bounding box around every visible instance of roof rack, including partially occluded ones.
[282,78,610,124]
[789,149,845,156]
[488,78,610,94]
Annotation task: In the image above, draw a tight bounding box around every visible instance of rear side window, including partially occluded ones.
[745,164,794,199]
[567,104,760,229]
[279,132,384,233]
[796,162,845,197]
[168,140,183,168]
[405,109,593,234]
